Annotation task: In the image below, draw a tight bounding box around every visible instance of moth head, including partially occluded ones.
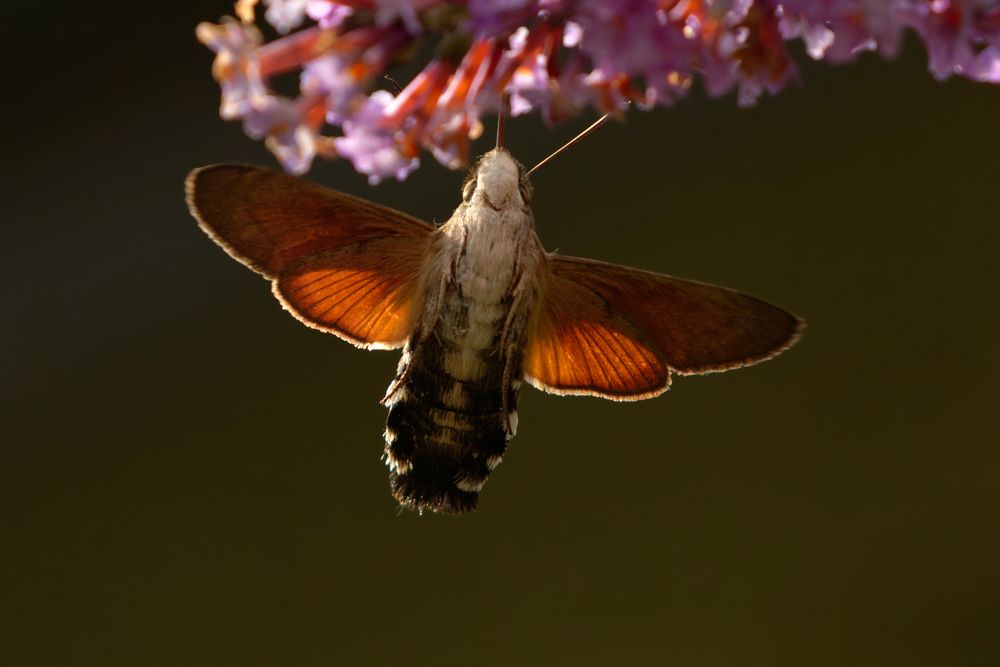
[462,148,532,210]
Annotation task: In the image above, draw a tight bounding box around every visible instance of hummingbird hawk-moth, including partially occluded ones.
[186,143,803,514]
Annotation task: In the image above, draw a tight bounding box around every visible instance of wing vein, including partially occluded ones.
[582,321,629,390]
[570,323,599,388]
[356,283,404,340]
[575,321,616,389]
[313,273,381,320]
[292,270,370,306]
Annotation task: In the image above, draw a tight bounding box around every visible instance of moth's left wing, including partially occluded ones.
[186,164,434,349]
[524,255,804,400]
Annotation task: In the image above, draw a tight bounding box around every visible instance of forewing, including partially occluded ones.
[525,255,803,400]
[186,164,433,348]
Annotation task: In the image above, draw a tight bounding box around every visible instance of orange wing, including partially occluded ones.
[524,255,804,400]
[525,269,671,399]
[186,164,433,349]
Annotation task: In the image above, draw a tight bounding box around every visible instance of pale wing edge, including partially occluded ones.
[271,279,413,351]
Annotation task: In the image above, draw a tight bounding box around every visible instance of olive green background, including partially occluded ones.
[4,2,999,665]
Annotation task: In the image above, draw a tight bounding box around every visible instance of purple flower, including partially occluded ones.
[242,95,326,174]
[969,45,1000,81]
[335,91,421,184]
[373,0,439,34]
[308,1,354,29]
[197,0,1000,182]
[776,1,904,62]
[196,19,266,120]
[302,53,366,123]
[467,0,547,36]
[263,0,311,33]
[897,0,1000,80]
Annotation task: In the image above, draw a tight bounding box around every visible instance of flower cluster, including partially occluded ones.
[198,0,1000,183]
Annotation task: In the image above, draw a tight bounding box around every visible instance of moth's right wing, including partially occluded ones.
[186,164,434,349]
[524,255,803,400]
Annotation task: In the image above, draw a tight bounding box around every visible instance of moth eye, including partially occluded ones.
[518,182,532,204]
[462,178,477,202]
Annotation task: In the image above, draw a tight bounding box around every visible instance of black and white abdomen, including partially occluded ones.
[382,278,525,513]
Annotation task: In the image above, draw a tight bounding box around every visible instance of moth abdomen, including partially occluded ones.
[383,343,519,513]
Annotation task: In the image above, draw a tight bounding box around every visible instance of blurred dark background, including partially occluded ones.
[3,2,999,665]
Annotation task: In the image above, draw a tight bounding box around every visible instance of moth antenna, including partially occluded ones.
[384,74,403,95]
[526,113,614,176]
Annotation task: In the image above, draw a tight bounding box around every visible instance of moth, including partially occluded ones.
[186,129,803,514]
